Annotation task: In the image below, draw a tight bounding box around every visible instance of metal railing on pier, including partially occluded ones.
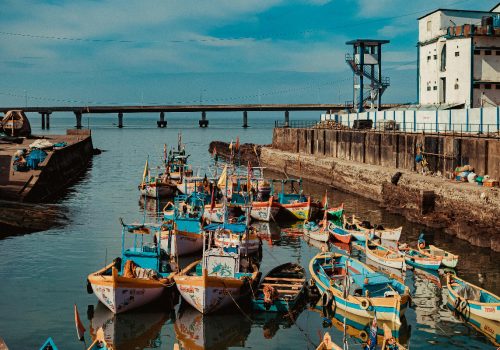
[274,120,500,139]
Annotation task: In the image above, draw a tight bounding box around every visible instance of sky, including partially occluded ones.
[0,0,498,107]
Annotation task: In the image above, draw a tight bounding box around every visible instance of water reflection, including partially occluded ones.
[310,302,410,348]
[174,304,251,350]
[89,302,173,350]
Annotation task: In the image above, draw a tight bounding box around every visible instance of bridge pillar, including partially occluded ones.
[75,111,82,129]
[242,111,248,128]
[157,112,167,128]
[40,112,46,130]
[46,112,51,129]
[199,111,208,127]
[118,112,123,128]
[284,110,289,127]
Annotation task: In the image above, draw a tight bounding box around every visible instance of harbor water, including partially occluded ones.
[0,113,499,349]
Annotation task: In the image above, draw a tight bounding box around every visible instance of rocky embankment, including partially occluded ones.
[260,147,500,252]
[208,141,269,166]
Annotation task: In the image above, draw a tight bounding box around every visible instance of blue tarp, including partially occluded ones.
[26,149,47,169]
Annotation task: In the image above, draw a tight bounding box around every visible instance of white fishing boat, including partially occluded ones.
[88,222,176,314]
[174,235,260,314]
[250,196,280,222]
[365,240,406,271]
[211,222,262,255]
[417,234,459,268]
[303,221,330,242]
[352,216,402,241]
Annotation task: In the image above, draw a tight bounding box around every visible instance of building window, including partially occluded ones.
[427,21,432,31]
[473,83,480,88]
[454,83,459,90]
[485,50,492,55]
[440,44,447,71]
[427,86,431,91]
[433,54,437,60]
[433,86,437,90]
[474,49,481,55]
[455,51,460,57]
[496,51,500,55]
[427,55,431,61]
[485,84,492,89]
[496,84,500,89]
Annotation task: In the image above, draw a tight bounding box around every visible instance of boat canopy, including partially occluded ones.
[203,223,247,233]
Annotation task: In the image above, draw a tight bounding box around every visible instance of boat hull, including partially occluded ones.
[88,266,168,314]
[213,234,261,254]
[139,184,176,198]
[158,230,203,256]
[365,244,406,270]
[175,272,247,314]
[250,199,279,222]
[375,227,402,241]
[303,224,329,242]
[279,200,312,220]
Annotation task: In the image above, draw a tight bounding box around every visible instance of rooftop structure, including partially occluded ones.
[417,3,500,107]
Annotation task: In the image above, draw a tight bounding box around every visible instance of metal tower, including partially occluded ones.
[345,39,390,112]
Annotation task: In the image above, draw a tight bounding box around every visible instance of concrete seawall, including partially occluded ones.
[262,128,500,251]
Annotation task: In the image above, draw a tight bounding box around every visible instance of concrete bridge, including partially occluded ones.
[0,103,401,129]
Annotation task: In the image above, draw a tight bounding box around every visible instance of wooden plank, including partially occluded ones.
[264,277,305,282]
[261,283,302,289]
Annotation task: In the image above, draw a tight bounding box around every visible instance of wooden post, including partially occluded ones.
[242,111,248,128]
[284,110,289,127]
[118,112,123,128]
[75,111,82,129]
[46,112,51,129]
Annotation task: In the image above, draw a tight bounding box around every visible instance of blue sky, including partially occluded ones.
[0,0,497,107]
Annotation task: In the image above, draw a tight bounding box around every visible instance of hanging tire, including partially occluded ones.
[359,298,370,310]
[359,330,368,342]
[322,290,333,308]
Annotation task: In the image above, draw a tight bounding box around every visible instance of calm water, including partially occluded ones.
[0,113,499,349]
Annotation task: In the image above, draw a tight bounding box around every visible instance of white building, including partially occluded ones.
[418,3,500,107]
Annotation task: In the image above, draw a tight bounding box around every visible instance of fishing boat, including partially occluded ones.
[87,221,176,314]
[250,196,280,222]
[309,252,410,324]
[138,157,177,199]
[330,214,375,242]
[252,263,306,312]
[158,194,205,256]
[87,328,111,350]
[174,236,260,314]
[176,175,209,196]
[316,333,342,350]
[1,110,31,137]
[398,243,441,270]
[365,240,406,271]
[272,178,319,220]
[303,220,330,242]
[446,274,500,322]
[324,205,364,242]
[39,338,58,350]
[211,221,261,255]
[417,234,459,268]
[447,298,500,347]
[352,216,402,241]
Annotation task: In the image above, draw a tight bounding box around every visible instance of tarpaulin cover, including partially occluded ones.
[26,149,47,169]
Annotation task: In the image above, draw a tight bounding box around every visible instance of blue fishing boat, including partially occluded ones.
[87,221,176,314]
[159,193,205,256]
[271,178,319,220]
[39,338,58,350]
[252,263,306,312]
[309,252,410,325]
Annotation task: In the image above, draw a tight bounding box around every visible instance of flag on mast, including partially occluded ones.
[74,304,86,341]
[142,159,149,184]
[321,190,328,210]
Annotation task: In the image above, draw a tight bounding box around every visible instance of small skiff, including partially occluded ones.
[353,217,402,241]
[310,252,410,324]
[365,240,406,271]
[303,221,330,243]
[417,233,458,268]
[446,274,500,322]
[252,263,306,312]
[398,244,441,271]
[87,328,112,350]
